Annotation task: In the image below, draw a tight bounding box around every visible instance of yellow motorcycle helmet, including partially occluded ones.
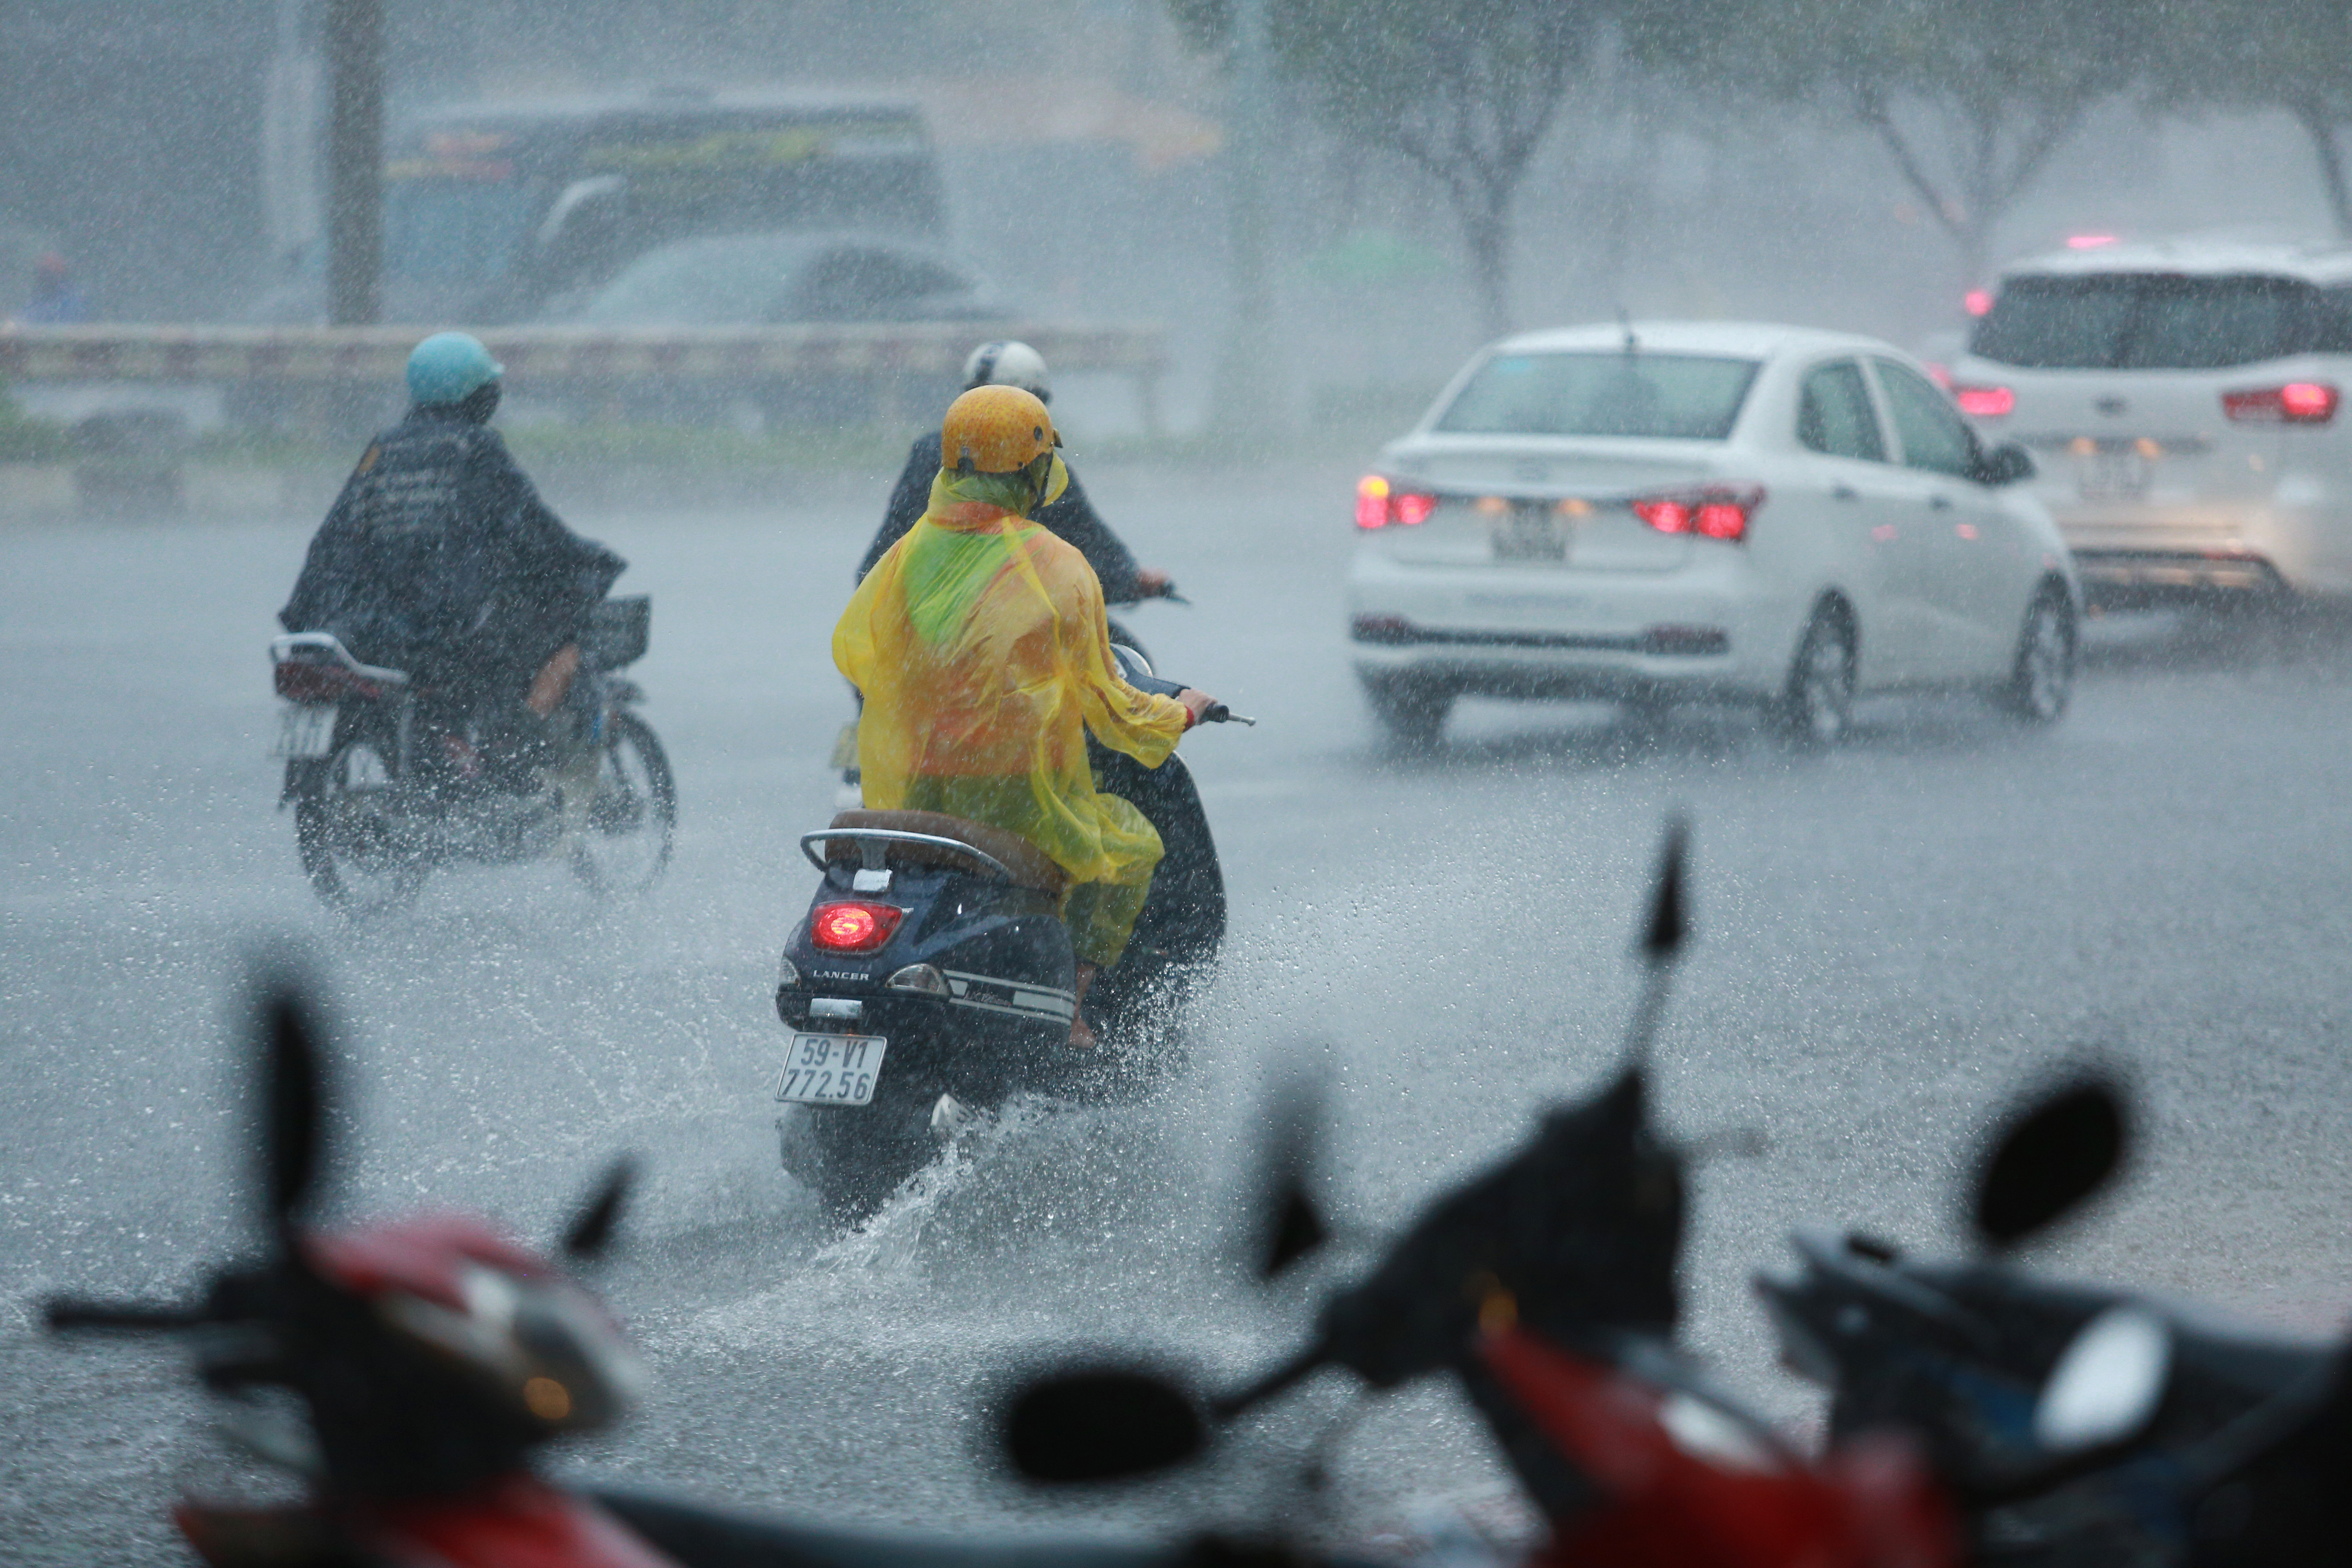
[942,384,1067,506]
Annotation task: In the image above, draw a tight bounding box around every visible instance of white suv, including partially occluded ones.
[1948,238,2352,604]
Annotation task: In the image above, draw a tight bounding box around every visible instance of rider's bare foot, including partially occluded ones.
[1069,961,1099,1049]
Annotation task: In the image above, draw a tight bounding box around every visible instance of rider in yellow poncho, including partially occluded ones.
[834,386,1213,1045]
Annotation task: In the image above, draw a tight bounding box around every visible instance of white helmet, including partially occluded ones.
[962,340,1051,404]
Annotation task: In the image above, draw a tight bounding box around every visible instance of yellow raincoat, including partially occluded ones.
[834,466,1190,968]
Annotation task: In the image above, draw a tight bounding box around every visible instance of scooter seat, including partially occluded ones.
[825,810,1069,897]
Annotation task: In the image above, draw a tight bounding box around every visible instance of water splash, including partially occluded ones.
[811,1098,1024,1273]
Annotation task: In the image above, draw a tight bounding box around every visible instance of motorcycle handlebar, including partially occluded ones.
[1207,1342,1327,1420]
[45,1296,205,1333]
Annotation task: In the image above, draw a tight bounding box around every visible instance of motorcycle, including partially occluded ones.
[779,643,1245,1221]
[41,979,1255,1568]
[270,594,676,915]
[1757,1081,2350,1566]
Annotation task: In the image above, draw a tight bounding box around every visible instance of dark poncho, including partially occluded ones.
[280,408,624,695]
[859,428,1144,603]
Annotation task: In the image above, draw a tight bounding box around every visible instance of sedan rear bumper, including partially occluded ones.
[1349,617,1762,705]
[1343,549,1792,700]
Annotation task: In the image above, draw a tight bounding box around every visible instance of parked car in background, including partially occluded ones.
[1949,238,2352,606]
[250,89,948,326]
[548,231,998,326]
[524,230,1003,428]
[1345,322,2078,746]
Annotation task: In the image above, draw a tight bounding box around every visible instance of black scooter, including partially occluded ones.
[774,646,1245,1220]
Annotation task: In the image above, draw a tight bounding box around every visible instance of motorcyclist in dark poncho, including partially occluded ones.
[858,341,1171,602]
[278,332,624,789]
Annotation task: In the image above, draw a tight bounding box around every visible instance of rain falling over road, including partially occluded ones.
[6,463,2352,1562]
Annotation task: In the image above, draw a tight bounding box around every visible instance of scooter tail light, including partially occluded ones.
[2224,382,2339,424]
[809,902,903,952]
[1631,486,1763,543]
[275,661,379,702]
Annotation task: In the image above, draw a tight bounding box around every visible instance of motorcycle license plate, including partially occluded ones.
[775,1033,888,1107]
[273,704,338,760]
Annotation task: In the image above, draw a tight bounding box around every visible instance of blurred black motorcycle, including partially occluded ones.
[1758,1079,2351,1566]
[270,594,675,914]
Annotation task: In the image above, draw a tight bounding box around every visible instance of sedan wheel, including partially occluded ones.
[1363,675,1453,752]
[1778,606,1855,746]
[2001,586,2076,724]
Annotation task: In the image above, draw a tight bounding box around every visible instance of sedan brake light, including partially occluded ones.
[1953,384,2015,418]
[1629,486,1764,543]
[809,902,904,953]
[2223,382,2339,424]
[1356,474,1439,529]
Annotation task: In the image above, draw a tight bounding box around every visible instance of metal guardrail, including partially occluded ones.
[0,321,1162,381]
[0,320,1169,429]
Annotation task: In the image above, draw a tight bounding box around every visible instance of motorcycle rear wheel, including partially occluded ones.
[569,709,677,898]
[779,1094,939,1226]
[296,738,428,917]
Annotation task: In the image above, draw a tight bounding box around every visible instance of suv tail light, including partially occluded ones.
[809,902,904,953]
[1356,474,1438,529]
[2223,383,2339,424]
[1629,486,1764,543]
[1953,384,2015,418]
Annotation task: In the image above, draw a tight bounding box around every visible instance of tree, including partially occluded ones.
[2157,0,2352,236]
[1630,0,2154,286]
[1171,0,1606,339]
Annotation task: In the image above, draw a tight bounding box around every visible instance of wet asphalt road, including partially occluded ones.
[5,460,2352,1562]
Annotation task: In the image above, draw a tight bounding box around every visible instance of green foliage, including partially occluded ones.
[2151,0,2352,232]
[1167,0,1608,334]
[1623,0,2163,274]
[0,385,70,463]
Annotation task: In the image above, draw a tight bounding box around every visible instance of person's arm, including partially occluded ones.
[1036,464,1147,604]
[477,433,624,636]
[860,434,938,584]
[1058,552,1187,766]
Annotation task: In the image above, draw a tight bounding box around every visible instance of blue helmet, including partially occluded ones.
[405,331,503,406]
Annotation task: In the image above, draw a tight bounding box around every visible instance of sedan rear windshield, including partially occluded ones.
[1433,352,1760,440]
[1970,273,2352,369]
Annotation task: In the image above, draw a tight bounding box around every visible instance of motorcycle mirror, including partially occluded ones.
[1972,1077,2127,1249]
[2033,1305,2172,1453]
[1253,1076,1329,1280]
[560,1156,636,1260]
[1642,815,1690,966]
[1623,815,1690,1064]
[1000,1366,1207,1484]
[256,984,329,1234]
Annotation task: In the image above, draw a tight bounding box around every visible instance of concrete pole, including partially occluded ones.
[323,0,384,326]
[1214,0,1281,438]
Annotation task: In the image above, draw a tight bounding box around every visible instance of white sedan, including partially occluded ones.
[1345,322,2082,746]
